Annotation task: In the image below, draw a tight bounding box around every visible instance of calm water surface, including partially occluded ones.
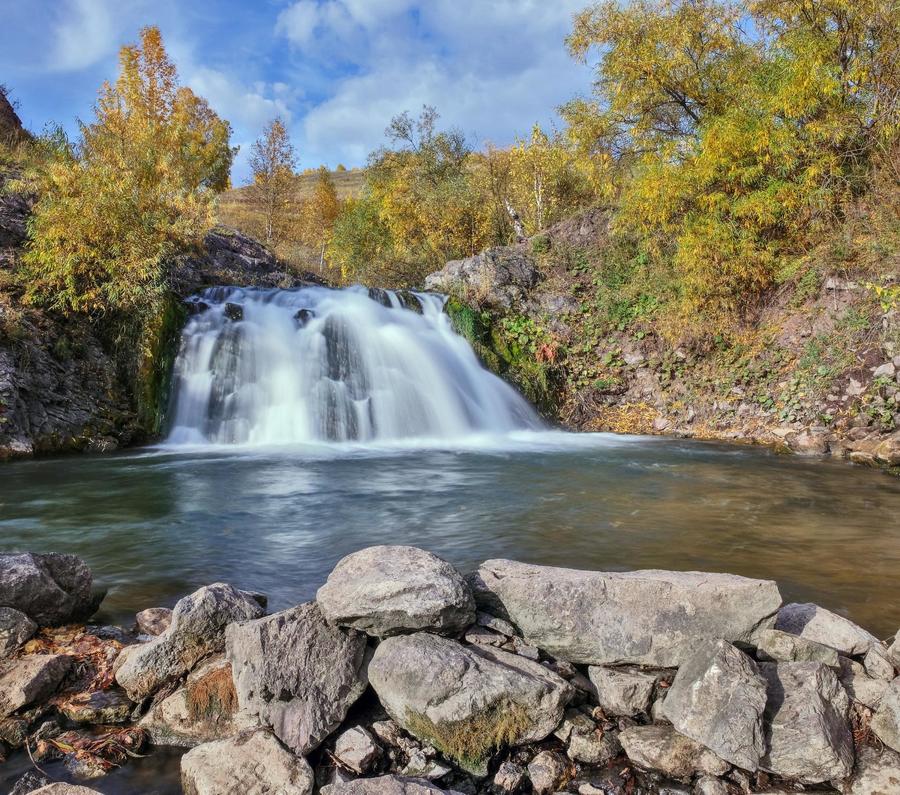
[2,432,899,637]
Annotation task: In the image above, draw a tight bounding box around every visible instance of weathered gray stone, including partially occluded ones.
[9,771,51,795]
[59,688,133,724]
[619,724,729,780]
[890,632,900,669]
[753,629,839,667]
[493,761,526,793]
[334,726,382,774]
[871,677,900,753]
[368,632,572,775]
[863,646,896,681]
[775,603,878,656]
[136,607,172,636]
[587,666,657,716]
[0,552,95,626]
[0,606,37,657]
[759,661,853,783]
[663,641,767,771]
[226,602,368,755]
[554,709,619,765]
[330,776,462,795]
[470,560,781,666]
[0,654,72,716]
[181,729,314,795]
[115,582,263,701]
[693,777,732,795]
[401,750,452,781]
[528,750,569,794]
[840,657,890,709]
[31,786,104,795]
[476,611,517,637]
[464,626,506,647]
[317,545,475,638]
[846,744,900,794]
[424,248,541,309]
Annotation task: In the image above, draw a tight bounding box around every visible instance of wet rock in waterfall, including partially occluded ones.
[553,709,620,765]
[205,323,253,443]
[846,744,900,794]
[115,583,264,701]
[316,545,475,638]
[0,606,37,657]
[225,602,368,755]
[586,666,658,717]
[838,656,889,709]
[0,654,73,716]
[223,302,243,322]
[329,776,462,795]
[139,656,240,746]
[396,290,424,314]
[181,728,315,795]
[527,750,570,794]
[774,602,879,656]
[752,628,839,667]
[368,287,393,307]
[759,661,854,783]
[662,640,767,771]
[295,307,316,326]
[184,299,210,316]
[619,724,729,780]
[0,552,97,626]
[871,677,900,753]
[135,607,173,637]
[469,560,781,666]
[368,632,573,775]
[333,726,382,774]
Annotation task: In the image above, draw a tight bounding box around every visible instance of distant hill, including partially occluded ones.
[220,167,365,211]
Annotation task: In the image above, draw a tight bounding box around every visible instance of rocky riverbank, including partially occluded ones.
[2,547,900,794]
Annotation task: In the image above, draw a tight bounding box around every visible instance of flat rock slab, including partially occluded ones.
[619,724,729,780]
[60,688,133,724]
[871,677,900,753]
[775,603,878,656]
[470,560,781,666]
[331,776,463,795]
[0,606,37,657]
[846,745,900,794]
[226,602,368,755]
[369,632,573,775]
[317,545,475,638]
[0,653,72,716]
[0,552,95,626]
[587,666,657,716]
[181,729,314,795]
[753,628,839,667]
[662,640,767,771]
[116,583,264,701]
[760,661,854,783]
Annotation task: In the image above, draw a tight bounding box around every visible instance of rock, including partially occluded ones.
[554,709,620,765]
[476,612,517,637]
[0,552,96,626]
[424,248,541,309]
[759,661,853,783]
[226,602,368,755]
[587,666,657,716]
[224,302,243,322]
[31,787,104,795]
[0,654,72,716]
[115,582,263,701]
[60,688,133,724]
[0,606,37,657]
[874,362,897,379]
[619,724,729,780]
[662,641,767,771]
[891,633,900,669]
[316,545,475,638]
[295,308,315,326]
[775,603,878,656]
[753,628,839,667]
[465,626,506,647]
[874,433,900,466]
[846,744,900,794]
[181,728,314,795]
[135,607,173,636]
[401,750,453,780]
[368,633,572,775]
[334,726,382,774]
[470,560,781,666]
[140,656,239,746]
[871,677,900,753]
[10,772,51,795]
[864,646,896,680]
[329,776,462,795]
[493,761,527,793]
[527,750,569,794]
[839,657,889,709]
[693,777,732,795]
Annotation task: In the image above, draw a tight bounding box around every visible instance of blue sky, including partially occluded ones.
[0,0,594,183]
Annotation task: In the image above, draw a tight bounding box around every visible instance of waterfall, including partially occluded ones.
[165,285,543,446]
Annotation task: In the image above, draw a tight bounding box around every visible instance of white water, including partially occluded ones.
[166,286,543,446]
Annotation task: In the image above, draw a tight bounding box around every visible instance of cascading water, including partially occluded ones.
[166,285,543,446]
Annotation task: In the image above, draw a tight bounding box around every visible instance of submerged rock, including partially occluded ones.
[368,632,572,775]
[619,724,729,780]
[226,602,368,755]
[775,603,878,656]
[317,545,475,638]
[181,728,314,795]
[0,653,72,716]
[0,606,37,657]
[115,583,264,701]
[662,640,767,771]
[0,552,97,626]
[470,560,781,666]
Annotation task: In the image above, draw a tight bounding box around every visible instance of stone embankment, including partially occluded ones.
[2,546,900,794]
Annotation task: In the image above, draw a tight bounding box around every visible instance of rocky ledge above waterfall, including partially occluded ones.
[2,546,899,794]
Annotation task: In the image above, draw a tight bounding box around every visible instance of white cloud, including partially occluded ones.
[49,0,117,72]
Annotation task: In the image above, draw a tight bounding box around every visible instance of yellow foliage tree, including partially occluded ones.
[248,117,296,247]
[299,166,341,267]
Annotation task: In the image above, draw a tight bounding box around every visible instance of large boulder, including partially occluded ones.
[775,603,878,656]
[619,724,729,781]
[0,606,37,657]
[115,583,264,701]
[871,677,900,753]
[424,248,541,309]
[226,602,368,755]
[759,661,854,783]
[0,653,72,716]
[316,545,475,638]
[0,552,96,626]
[181,728,314,795]
[662,640,767,771]
[368,632,572,775]
[846,745,900,794]
[470,560,781,666]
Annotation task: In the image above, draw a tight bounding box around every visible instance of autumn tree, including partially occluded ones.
[21,26,235,315]
[248,117,296,247]
[300,166,341,267]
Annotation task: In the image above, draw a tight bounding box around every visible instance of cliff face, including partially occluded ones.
[0,88,26,145]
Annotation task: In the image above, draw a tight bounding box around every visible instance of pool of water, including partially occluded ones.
[2,431,899,638]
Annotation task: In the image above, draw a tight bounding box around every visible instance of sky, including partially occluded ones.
[0,0,595,184]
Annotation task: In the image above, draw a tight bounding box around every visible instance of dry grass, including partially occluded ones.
[185,663,237,722]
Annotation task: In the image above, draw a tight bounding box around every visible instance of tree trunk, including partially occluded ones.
[504,199,526,243]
